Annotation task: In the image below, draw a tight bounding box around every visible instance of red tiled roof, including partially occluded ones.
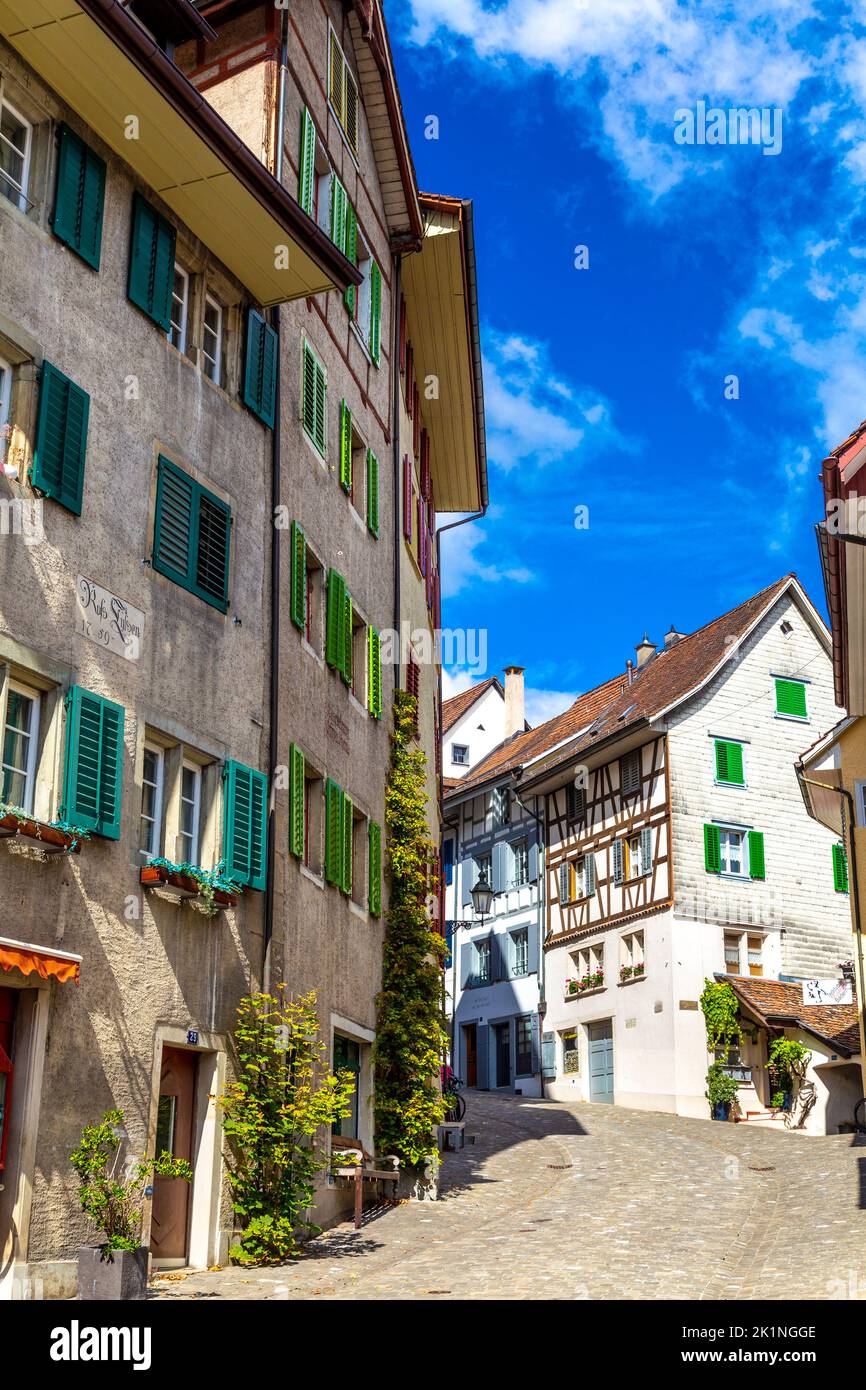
[442,677,502,733]
[722,975,860,1055]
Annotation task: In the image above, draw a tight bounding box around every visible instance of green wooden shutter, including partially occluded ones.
[298,107,316,216]
[289,743,305,858]
[344,203,358,313]
[341,793,353,894]
[326,569,345,669]
[775,678,807,719]
[715,739,744,785]
[342,591,353,686]
[223,760,267,891]
[153,457,231,612]
[31,361,89,515]
[128,192,175,330]
[833,842,849,893]
[367,626,382,718]
[290,521,307,631]
[330,176,347,254]
[243,309,278,429]
[52,124,106,270]
[748,830,765,881]
[366,449,379,536]
[368,820,382,916]
[62,685,124,839]
[339,399,353,493]
[704,823,721,874]
[369,260,381,365]
[325,778,342,884]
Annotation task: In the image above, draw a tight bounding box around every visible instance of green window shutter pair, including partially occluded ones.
[223,760,267,891]
[368,820,382,916]
[366,449,379,536]
[243,309,278,429]
[31,361,90,515]
[290,521,307,631]
[289,743,305,858]
[703,824,765,879]
[330,176,347,254]
[342,793,354,894]
[714,739,744,785]
[339,399,353,493]
[367,627,382,718]
[344,204,358,314]
[775,678,808,720]
[369,261,381,365]
[298,107,316,217]
[833,842,849,893]
[153,456,231,612]
[52,124,106,270]
[302,341,327,456]
[128,192,176,330]
[62,685,124,839]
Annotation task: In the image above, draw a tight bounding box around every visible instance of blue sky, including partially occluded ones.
[389,0,866,723]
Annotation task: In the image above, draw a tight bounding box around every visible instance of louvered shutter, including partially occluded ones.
[366,449,379,536]
[289,743,305,858]
[153,458,230,613]
[52,124,106,270]
[584,853,596,896]
[342,591,353,686]
[31,361,89,515]
[833,842,849,892]
[330,176,347,254]
[704,824,721,874]
[747,830,765,881]
[128,193,175,330]
[339,399,353,493]
[298,107,316,216]
[613,839,625,885]
[223,761,267,891]
[290,521,307,631]
[403,455,413,540]
[62,685,125,839]
[406,345,414,410]
[775,679,807,719]
[558,863,571,904]
[243,310,278,429]
[399,297,407,373]
[345,68,359,152]
[640,826,653,876]
[369,260,381,364]
[324,778,342,884]
[195,492,231,611]
[621,751,640,796]
[344,204,357,314]
[329,28,345,122]
[368,820,382,916]
[326,570,344,669]
[314,355,326,454]
[367,626,382,718]
[715,739,744,785]
[341,793,353,894]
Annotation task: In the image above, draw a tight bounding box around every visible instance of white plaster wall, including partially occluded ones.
[444,684,505,776]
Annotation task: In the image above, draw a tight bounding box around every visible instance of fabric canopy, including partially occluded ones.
[0,941,80,985]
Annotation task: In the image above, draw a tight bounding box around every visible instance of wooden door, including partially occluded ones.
[150,1047,197,1262]
[464,1024,477,1087]
[588,1020,614,1103]
[495,1022,511,1089]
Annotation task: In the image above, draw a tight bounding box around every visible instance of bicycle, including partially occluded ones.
[443,1073,466,1123]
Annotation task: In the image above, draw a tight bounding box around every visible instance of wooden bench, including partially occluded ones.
[331,1140,400,1229]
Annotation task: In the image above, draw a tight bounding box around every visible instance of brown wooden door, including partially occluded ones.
[150,1047,197,1261]
[464,1024,477,1088]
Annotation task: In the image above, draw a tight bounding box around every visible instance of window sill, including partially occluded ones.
[773,712,809,723]
[349,899,368,921]
[300,863,325,890]
[713,780,747,790]
[301,637,325,666]
[349,317,376,367]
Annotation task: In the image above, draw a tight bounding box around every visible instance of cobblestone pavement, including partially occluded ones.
[150,1091,866,1301]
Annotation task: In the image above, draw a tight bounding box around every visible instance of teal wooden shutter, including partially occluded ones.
[298,107,316,216]
[128,192,175,330]
[52,124,106,270]
[366,449,379,536]
[715,739,744,785]
[289,743,305,858]
[369,260,381,364]
[775,678,807,719]
[223,760,267,891]
[243,309,277,428]
[330,176,347,253]
[704,824,721,874]
[325,778,342,884]
[290,521,307,631]
[153,457,231,612]
[368,820,382,916]
[341,793,353,894]
[31,361,89,515]
[748,830,765,881]
[339,400,352,493]
[344,203,357,313]
[342,591,353,686]
[612,839,624,885]
[367,626,382,718]
[833,842,849,893]
[326,569,345,668]
[62,685,124,839]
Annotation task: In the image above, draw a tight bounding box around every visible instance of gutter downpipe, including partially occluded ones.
[392,255,402,653]
[513,785,546,1096]
[263,9,289,992]
[799,773,866,1100]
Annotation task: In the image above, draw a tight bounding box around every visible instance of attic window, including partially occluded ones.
[780,620,794,636]
[618,704,636,722]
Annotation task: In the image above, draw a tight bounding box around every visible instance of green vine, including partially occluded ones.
[146,857,243,916]
[766,1037,810,1109]
[700,979,743,1117]
[374,690,448,1168]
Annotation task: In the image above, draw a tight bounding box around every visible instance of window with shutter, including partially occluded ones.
[298,107,316,217]
[344,69,359,153]
[566,783,586,822]
[368,820,382,916]
[714,739,745,785]
[289,743,305,858]
[153,457,231,612]
[62,685,125,839]
[128,193,176,330]
[290,521,306,631]
[324,778,343,885]
[341,794,353,894]
[366,449,379,536]
[31,361,89,515]
[775,678,808,720]
[301,340,327,456]
[223,760,267,890]
[704,823,721,874]
[620,750,641,796]
[339,400,352,493]
[367,626,382,718]
[328,25,360,153]
[52,124,106,270]
[243,309,278,428]
[369,261,381,365]
[833,842,849,893]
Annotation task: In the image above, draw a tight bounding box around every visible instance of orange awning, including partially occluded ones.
[0,938,81,985]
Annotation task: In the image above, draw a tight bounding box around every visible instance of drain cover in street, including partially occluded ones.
[547,1163,573,1169]
[748,1164,776,1171]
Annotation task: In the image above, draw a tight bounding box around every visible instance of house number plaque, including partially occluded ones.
[76,576,145,662]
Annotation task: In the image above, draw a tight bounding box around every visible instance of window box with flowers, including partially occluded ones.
[566,969,605,998]
[140,859,241,914]
[0,803,86,854]
[619,962,645,984]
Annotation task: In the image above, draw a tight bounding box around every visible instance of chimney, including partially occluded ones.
[635,633,657,668]
[503,666,525,738]
[664,624,686,649]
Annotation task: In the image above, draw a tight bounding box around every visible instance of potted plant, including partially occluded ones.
[140,858,242,914]
[705,1062,740,1121]
[71,1107,192,1300]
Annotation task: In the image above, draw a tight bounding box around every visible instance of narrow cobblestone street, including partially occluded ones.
[150,1092,866,1301]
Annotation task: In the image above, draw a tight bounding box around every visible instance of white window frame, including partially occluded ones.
[202,293,224,385]
[718,825,749,879]
[179,760,202,866]
[723,930,742,974]
[476,936,491,985]
[0,97,33,212]
[168,264,190,354]
[620,930,644,973]
[452,744,470,766]
[512,928,529,976]
[0,353,11,461]
[511,837,529,887]
[626,832,643,880]
[1,679,41,814]
[139,743,165,860]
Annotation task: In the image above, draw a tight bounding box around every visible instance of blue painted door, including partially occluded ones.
[588,1020,614,1103]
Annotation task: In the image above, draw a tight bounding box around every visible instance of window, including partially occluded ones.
[513,929,528,976]
[566,782,586,822]
[714,738,745,786]
[2,681,40,813]
[719,827,745,876]
[350,807,367,908]
[179,762,202,865]
[561,1029,579,1074]
[31,360,90,515]
[168,265,189,352]
[0,99,31,211]
[152,456,231,612]
[325,570,352,683]
[724,932,741,973]
[476,937,491,985]
[302,340,327,456]
[515,1016,533,1076]
[139,743,164,859]
[243,309,277,428]
[620,750,641,796]
[613,830,650,884]
[775,677,807,721]
[475,851,492,886]
[620,930,644,980]
[324,778,352,891]
[558,861,574,904]
[202,295,225,385]
[492,785,510,828]
[575,943,603,986]
[704,824,764,880]
[304,764,324,876]
[747,933,763,977]
[350,611,366,704]
[511,837,529,887]
[51,124,106,270]
[452,744,469,766]
[332,1035,360,1138]
[833,842,849,894]
[328,25,360,154]
[0,354,11,462]
[128,193,176,331]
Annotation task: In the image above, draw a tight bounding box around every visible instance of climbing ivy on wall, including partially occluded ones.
[699,978,743,1058]
[374,690,448,1167]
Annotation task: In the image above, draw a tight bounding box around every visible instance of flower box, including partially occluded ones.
[0,812,81,854]
[566,971,605,998]
[619,963,646,984]
[140,864,200,898]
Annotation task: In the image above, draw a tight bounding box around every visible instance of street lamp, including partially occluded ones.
[470,869,494,922]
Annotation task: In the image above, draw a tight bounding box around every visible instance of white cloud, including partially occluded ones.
[439,520,535,598]
[441,667,479,701]
[524,687,574,725]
